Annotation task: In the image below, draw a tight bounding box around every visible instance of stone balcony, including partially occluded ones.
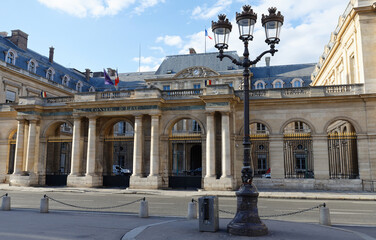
[14,84,365,107]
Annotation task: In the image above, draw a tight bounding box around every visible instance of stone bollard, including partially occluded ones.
[40,195,49,213]
[319,203,331,226]
[139,198,149,218]
[1,193,11,211]
[187,199,197,219]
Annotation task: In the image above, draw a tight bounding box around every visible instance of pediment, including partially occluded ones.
[174,67,220,79]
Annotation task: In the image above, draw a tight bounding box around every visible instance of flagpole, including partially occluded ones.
[205,27,207,54]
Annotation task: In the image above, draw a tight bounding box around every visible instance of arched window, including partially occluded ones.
[62,75,70,86]
[273,79,283,88]
[254,80,266,89]
[6,49,17,65]
[292,78,303,88]
[76,81,83,92]
[89,86,95,92]
[46,67,55,80]
[27,59,38,73]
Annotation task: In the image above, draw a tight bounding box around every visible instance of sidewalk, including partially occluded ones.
[1,184,376,201]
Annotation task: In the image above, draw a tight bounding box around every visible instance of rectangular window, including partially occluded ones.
[349,55,356,84]
[193,84,200,89]
[257,154,267,170]
[5,90,16,103]
[295,154,306,170]
[163,85,170,91]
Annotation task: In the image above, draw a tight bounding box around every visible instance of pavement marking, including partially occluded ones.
[328,226,376,240]
[121,220,178,240]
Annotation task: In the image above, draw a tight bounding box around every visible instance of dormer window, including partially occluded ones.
[254,80,266,89]
[27,59,38,73]
[89,86,95,92]
[6,49,17,65]
[272,79,284,88]
[46,67,55,80]
[292,78,303,88]
[62,75,70,86]
[76,81,83,92]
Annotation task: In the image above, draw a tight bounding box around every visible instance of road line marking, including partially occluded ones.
[121,220,178,240]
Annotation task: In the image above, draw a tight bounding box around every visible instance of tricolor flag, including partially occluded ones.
[205,80,212,86]
[115,69,119,87]
[40,91,47,98]
[103,69,114,85]
[205,29,213,40]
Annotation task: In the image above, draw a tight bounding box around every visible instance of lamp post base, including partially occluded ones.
[227,183,268,236]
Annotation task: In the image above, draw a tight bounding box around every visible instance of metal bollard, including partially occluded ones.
[40,195,49,213]
[139,198,149,218]
[319,203,331,226]
[187,199,197,219]
[1,193,11,211]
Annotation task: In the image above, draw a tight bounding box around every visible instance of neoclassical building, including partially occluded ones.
[0,0,375,191]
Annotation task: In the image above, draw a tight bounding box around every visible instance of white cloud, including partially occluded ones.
[133,0,165,15]
[133,56,163,72]
[156,35,183,47]
[191,0,233,20]
[37,0,164,17]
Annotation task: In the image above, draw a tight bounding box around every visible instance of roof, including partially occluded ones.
[155,51,241,75]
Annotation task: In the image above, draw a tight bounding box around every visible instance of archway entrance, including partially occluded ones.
[327,120,359,179]
[169,118,202,189]
[103,121,134,187]
[283,121,314,179]
[45,122,72,186]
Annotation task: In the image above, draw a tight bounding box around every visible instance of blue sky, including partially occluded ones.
[1,0,346,73]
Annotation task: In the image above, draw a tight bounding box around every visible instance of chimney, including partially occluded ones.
[0,32,8,37]
[85,69,91,81]
[9,30,28,50]
[49,46,54,63]
[265,57,270,67]
[189,48,196,54]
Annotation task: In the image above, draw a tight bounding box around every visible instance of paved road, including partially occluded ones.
[2,190,376,226]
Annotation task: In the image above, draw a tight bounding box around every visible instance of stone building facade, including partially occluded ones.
[0,0,375,191]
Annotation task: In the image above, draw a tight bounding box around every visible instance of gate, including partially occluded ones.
[283,133,314,178]
[103,174,131,187]
[251,134,269,177]
[169,132,202,189]
[46,137,72,186]
[46,174,68,186]
[328,132,359,179]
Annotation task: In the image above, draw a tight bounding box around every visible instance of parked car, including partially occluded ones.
[113,165,131,175]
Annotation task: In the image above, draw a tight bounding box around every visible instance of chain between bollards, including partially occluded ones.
[0,193,8,198]
[44,195,145,210]
[218,203,326,218]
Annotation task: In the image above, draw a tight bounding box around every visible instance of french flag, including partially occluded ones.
[205,29,213,40]
[40,91,47,98]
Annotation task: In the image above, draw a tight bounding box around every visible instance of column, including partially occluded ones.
[86,117,97,176]
[206,112,215,177]
[149,115,160,176]
[269,135,285,178]
[312,134,329,179]
[132,115,143,176]
[221,112,231,178]
[70,117,82,176]
[13,119,25,174]
[25,120,37,173]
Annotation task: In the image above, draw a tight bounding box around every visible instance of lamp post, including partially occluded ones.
[212,5,284,236]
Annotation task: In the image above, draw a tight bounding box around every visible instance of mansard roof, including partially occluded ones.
[155,51,241,75]
[0,35,92,92]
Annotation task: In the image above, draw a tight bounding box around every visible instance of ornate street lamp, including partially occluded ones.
[212,5,283,237]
